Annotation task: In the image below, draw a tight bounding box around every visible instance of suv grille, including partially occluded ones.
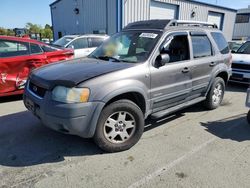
[29,82,47,98]
[232,63,250,71]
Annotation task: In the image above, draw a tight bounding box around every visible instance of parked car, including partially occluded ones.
[0,36,74,97]
[24,20,231,152]
[230,41,250,84]
[53,34,109,58]
[228,40,245,52]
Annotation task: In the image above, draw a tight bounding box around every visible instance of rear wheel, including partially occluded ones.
[204,77,225,110]
[94,99,144,152]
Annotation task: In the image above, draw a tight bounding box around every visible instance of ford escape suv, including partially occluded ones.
[24,20,232,152]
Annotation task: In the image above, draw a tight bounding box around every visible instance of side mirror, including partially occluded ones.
[155,54,170,68]
[68,44,74,49]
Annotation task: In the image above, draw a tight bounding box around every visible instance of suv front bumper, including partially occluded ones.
[230,69,250,84]
[23,85,105,138]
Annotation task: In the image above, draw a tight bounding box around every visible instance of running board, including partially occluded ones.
[151,97,206,119]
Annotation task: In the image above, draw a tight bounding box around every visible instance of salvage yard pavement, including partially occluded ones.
[0,83,249,188]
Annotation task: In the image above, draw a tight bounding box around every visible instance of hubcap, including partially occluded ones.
[103,111,136,144]
[212,83,223,105]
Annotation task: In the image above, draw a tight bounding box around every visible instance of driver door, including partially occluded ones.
[150,32,193,112]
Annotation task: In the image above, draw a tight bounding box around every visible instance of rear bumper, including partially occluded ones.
[23,85,105,138]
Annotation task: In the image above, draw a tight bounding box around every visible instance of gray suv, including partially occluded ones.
[24,20,232,152]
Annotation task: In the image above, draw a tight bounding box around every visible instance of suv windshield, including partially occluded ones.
[237,41,250,54]
[53,36,75,47]
[90,31,161,63]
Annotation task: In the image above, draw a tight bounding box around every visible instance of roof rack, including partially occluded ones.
[122,19,218,31]
[169,20,218,28]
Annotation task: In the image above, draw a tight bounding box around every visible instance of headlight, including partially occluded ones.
[52,86,90,103]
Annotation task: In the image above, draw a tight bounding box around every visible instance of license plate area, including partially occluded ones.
[232,73,243,80]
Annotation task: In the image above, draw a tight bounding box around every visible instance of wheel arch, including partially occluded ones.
[102,88,148,117]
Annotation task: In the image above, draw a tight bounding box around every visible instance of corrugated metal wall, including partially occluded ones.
[233,7,250,40]
[51,0,117,40]
[123,0,236,40]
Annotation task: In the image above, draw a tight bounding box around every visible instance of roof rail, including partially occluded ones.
[169,20,218,28]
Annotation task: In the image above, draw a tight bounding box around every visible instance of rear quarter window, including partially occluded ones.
[211,32,229,54]
[41,45,58,52]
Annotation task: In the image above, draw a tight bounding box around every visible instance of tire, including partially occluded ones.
[204,77,225,110]
[247,110,250,125]
[94,99,144,152]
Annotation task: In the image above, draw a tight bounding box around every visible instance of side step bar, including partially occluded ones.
[151,97,206,119]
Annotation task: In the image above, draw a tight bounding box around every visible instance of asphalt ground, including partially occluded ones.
[0,83,249,188]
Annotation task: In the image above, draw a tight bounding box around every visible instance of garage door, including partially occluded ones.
[150,1,178,20]
[208,11,224,30]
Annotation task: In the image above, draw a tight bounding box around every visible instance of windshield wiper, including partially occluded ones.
[91,55,123,62]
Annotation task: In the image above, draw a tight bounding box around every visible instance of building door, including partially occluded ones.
[208,11,224,30]
[150,1,179,20]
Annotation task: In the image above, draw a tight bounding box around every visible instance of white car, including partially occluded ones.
[53,34,109,58]
[230,41,250,84]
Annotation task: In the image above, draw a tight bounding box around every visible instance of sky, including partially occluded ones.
[0,0,54,29]
[0,0,249,29]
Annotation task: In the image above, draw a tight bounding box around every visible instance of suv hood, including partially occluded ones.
[232,53,250,64]
[30,58,135,89]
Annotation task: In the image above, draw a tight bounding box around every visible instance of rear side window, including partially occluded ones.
[0,39,29,57]
[41,45,58,52]
[30,43,43,54]
[191,36,212,59]
[88,37,105,48]
[211,32,229,54]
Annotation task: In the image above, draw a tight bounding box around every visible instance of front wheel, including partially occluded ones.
[247,110,250,124]
[94,99,144,152]
[204,77,225,110]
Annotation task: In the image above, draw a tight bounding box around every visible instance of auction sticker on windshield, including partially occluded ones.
[139,33,158,39]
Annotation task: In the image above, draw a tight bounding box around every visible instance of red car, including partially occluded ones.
[0,36,74,97]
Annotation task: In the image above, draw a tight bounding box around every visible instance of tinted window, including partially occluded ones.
[89,37,105,47]
[191,36,212,58]
[30,43,43,54]
[69,38,88,49]
[0,40,29,58]
[41,45,58,52]
[211,32,229,54]
[236,14,250,23]
[162,35,190,63]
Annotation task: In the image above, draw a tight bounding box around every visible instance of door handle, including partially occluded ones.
[209,62,216,67]
[182,67,190,73]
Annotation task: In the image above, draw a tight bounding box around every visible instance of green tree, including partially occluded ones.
[25,22,43,34]
[6,29,15,36]
[0,27,7,35]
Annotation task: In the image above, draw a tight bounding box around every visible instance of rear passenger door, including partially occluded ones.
[189,32,216,98]
[0,39,31,93]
